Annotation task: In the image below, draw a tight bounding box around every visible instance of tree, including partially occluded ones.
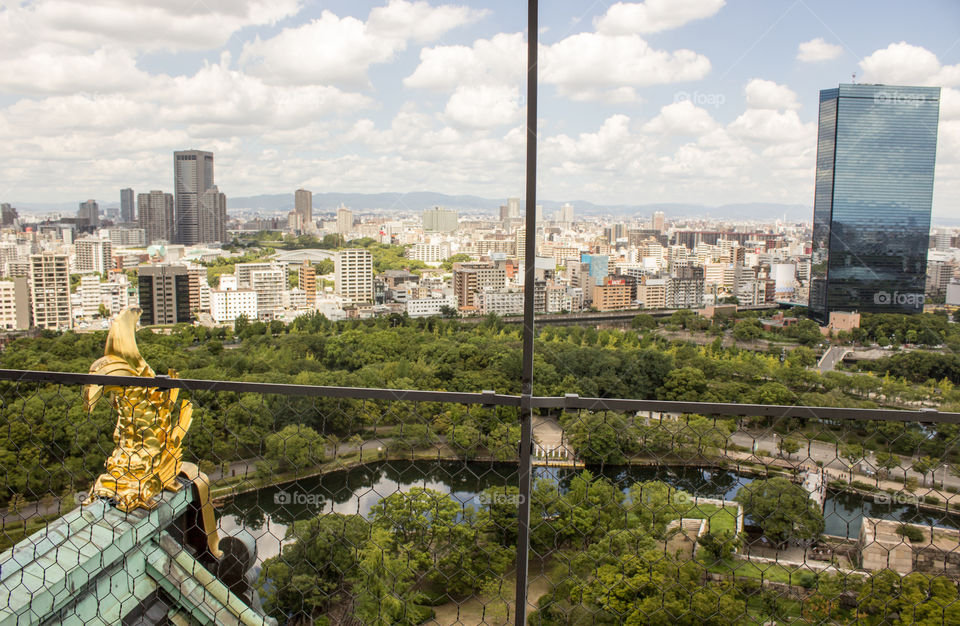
[97,303,110,318]
[258,513,370,620]
[875,451,901,478]
[697,530,740,563]
[631,313,658,331]
[912,455,938,487]
[779,437,801,459]
[564,412,638,466]
[841,443,864,481]
[735,477,824,545]
[263,424,325,471]
[350,528,426,626]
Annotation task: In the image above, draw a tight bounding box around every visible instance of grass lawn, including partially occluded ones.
[702,556,816,586]
[679,503,738,535]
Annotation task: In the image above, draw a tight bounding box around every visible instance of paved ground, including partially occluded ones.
[817,345,850,373]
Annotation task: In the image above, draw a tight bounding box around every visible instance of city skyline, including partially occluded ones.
[0,1,956,216]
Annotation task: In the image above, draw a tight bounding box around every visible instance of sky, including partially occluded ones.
[0,0,958,216]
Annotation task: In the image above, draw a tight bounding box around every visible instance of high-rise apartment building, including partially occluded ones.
[335,248,373,302]
[423,207,458,233]
[198,185,227,243]
[295,189,313,227]
[138,265,191,325]
[78,200,99,230]
[250,267,285,318]
[174,150,214,245]
[810,84,940,321]
[557,203,574,224]
[453,261,507,309]
[120,188,135,223]
[30,252,71,329]
[507,197,521,219]
[336,206,354,236]
[298,261,317,297]
[138,191,175,244]
[74,238,112,275]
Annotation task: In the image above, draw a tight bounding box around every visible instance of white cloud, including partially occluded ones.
[541,33,711,98]
[727,109,813,144]
[0,46,150,96]
[367,0,487,43]
[404,33,525,90]
[642,101,718,135]
[444,84,522,129]
[859,42,960,87]
[796,38,843,62]
[241,2,482,87]
[0,0,301,55]
[744,79,800,110]
[594,0,726,35]
[240,12,401,87]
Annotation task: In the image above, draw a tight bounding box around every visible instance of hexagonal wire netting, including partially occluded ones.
[3,371,960,625]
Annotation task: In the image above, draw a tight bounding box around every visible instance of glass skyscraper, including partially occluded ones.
[810,83,940,322]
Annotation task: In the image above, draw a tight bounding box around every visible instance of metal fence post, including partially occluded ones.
[514,0,538,622]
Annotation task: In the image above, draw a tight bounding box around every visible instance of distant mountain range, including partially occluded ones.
[227,191,815,222]
[9,191,958,225]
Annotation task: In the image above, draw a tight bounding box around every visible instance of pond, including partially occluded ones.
[216,460,960,563]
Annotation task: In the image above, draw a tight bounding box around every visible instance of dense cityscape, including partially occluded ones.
[1,1,959,625]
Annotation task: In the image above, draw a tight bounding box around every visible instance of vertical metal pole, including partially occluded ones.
[515,0,537,623]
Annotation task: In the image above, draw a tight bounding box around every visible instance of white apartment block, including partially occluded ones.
[476,289,524,316]
[335,249,374,302]
[0,278,30,330]
[103,228,146,247]
[79,274,101,317]
[210,289,258,323]
[406,294,457,317]
[250,267,285,318]
[284,288,308,310]
[637,278,668,309]
[75,238,112,275]
[30,252,71,330]
[407,243,449,263]
[235,263,279,289]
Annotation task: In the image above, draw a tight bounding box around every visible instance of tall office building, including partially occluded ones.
[74,238,112,275]
[810,84,940,321]
[336,205,354,236]
[557,203,574,224]
[507,197,521,219]
[652,211,665,232]
[174,150,214,245]
[138,191,175,244]
[198,185,227,243]
[423,206,458,233]
[120,188,135,223]
[78,200,99,230]
[138,265,191,325]
[295,189,312,227]
[29,252,71,330]
[335,249,373,302]
[0,203,17,227]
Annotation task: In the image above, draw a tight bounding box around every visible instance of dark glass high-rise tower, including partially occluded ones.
[174,150,214,246]
[810,84,940,322]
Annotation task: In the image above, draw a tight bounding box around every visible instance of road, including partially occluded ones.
[817,345,850,373]
[729,431,959,490]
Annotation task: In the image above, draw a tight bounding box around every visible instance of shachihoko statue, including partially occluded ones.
[83,307,194,512]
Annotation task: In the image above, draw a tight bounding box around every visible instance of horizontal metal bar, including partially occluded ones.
[546,395,960,424]
[0,369,957,423]
[0,370,522,406]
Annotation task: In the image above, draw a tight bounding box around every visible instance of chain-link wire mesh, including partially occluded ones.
[3,372,960,624]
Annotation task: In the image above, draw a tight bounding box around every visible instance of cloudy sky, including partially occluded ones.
[0,0,957,215]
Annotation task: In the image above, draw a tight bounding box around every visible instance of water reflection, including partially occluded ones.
[217,460,960,562]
